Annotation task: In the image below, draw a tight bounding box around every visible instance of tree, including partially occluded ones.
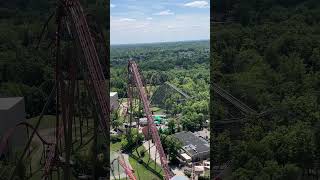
[167,119,176,135]
[160,135,182,162]
[111,111,122,129]
[121,129,144,152]
[212,131,231,166]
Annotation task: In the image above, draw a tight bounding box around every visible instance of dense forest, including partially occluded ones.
[111,41,210,132]
[212,0,320,179]
[0,0,108,118]
[110,41,210,179]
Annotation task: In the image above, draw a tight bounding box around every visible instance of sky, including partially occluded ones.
[110,0,210,45]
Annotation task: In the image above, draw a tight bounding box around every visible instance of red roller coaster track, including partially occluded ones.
[0,122,53,156]
[128,60,173,180]
[118,155,137,180]
[41,0,110,178]
[0,0,112,179]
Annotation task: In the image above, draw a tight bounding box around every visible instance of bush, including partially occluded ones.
[184,171,191,178]
[111,135,121,143]
[140,150,145,157]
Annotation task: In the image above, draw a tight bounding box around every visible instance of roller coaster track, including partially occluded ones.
[128,60,173,180]
[150,81,191,106]
[67,0,109,134]
[0,0,112,179]
[110,154,137,180]
[41,0,110,178]
[117,155,137,180]
[212,83,257,115]
[0,122,53,156]
[164,82,191,99]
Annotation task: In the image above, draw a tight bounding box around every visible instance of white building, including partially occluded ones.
[139,117,148,126]
[110,92,119,111]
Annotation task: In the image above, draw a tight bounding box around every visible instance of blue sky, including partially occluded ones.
[110,0,210,44]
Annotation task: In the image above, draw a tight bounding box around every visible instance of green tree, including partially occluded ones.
[167,119,176,135]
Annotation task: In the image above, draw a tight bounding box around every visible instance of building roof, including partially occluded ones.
[194,166,205,172]
[139,118,148,124]
[193,129,210,139]
[180,153,191,160]
[173,131,210,156]
[0,97,24,110]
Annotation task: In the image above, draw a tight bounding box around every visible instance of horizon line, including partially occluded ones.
[110,39,209,46]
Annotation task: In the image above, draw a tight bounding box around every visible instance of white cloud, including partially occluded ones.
[146,17,153,20]
[110,4,116,8]
[184,1,209,8]
[134,23,149,29]
[119,18,136,22]
[153,10,174,16]
[191,25,201,28]
[111,14,209,44]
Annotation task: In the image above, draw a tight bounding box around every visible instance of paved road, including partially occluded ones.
[110,152,133,179]
[143,140,161,165]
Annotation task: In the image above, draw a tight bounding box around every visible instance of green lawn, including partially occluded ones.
[150,107,165,114]
[129,156,161,180]
[28,115,94,130]
[24,115,96,180]
[129,145,163,180]
[27,115,57,129]
[111,141,122,152]
[133,146,163,172]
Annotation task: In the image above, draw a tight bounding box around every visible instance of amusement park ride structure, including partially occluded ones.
[126,60,173,180]
[0,1,175,180]
[0,0,110,179]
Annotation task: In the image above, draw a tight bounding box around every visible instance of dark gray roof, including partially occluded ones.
[0,97,24,110]
[173,131,210,156]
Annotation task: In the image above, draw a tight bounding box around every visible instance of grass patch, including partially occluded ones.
[111,141,122,152]
[27,115,57,129]
[27,115,94,130]
[150,107,165,114]
[128,145,163,179]
[129,156,161,180]
[25,116,95,179]
[132,146,163,173]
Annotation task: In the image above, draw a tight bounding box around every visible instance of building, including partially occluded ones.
[110,92,119,111]
[173,131,210,162]
[152,114,167,124]
[123,122,137,128]
[193,129,210,141]
[139,117,148,126]
[0,97,27,155]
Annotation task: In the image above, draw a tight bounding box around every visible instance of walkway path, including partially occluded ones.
[143,140,161,166]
